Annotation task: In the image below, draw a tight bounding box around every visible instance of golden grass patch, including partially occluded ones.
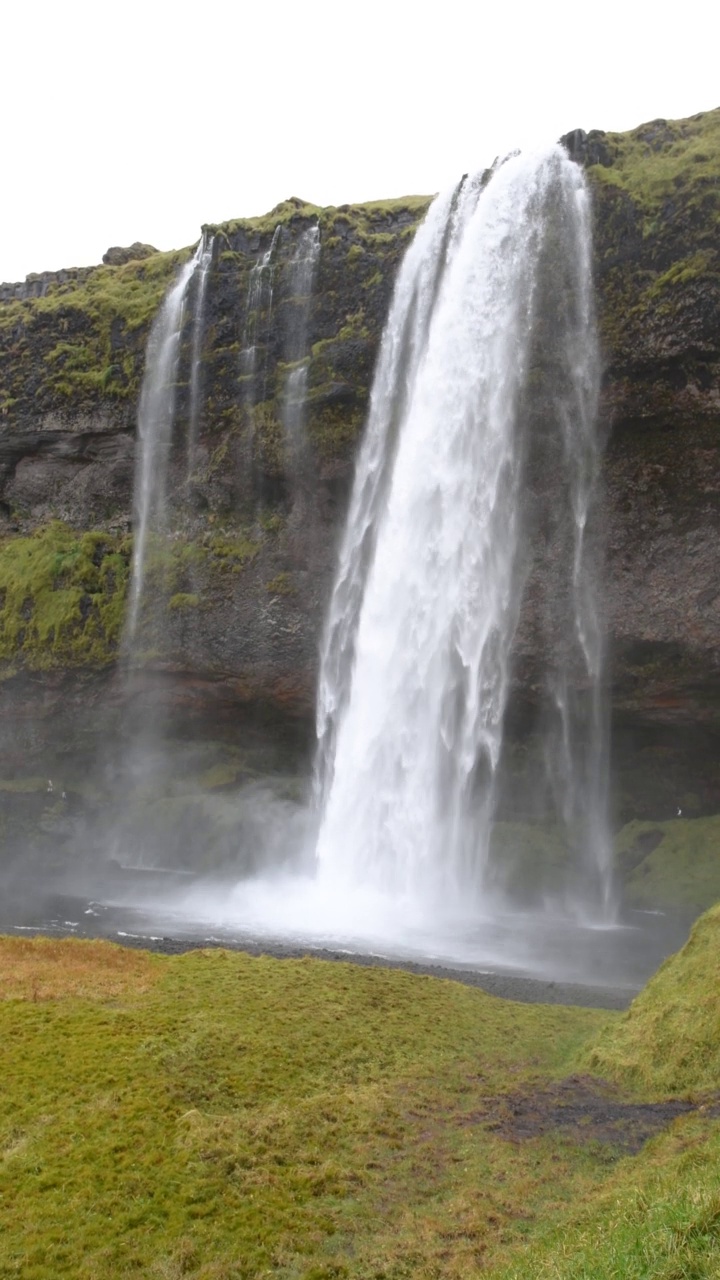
[0,935,161,1002]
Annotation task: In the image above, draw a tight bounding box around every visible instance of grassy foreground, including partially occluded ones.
[0,924,718,1279]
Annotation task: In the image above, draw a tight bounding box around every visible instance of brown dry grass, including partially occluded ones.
[0,934,161,1002]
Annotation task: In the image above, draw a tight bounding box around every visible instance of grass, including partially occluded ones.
[583,903,720,1095]
[492,906,720,1277]
[0,939,608,1279]
[1,910,719,1279]
[493,1114,720,1279]
[206,194,431,246]
[615,815,720,910]
[586,106,720,357]
[588,107,720,221]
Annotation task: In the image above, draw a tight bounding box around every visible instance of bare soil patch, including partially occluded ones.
[475,1074,719,1153]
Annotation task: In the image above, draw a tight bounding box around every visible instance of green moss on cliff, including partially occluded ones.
[0,524,130,671]
[586,107,720,373]
[206,194,430,244]
[588,109,720,222]
[615,815,720,910]
[0,247,191,412]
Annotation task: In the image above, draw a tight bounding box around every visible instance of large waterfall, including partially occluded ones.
[314,146,611,917]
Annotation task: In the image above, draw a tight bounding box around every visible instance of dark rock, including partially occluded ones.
[102,241,158,266]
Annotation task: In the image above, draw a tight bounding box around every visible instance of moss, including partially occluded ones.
[363,269,383,290]
[141,531,259,597]
[208,532,260,570]
[587,109,720,222]
[258,510,285,535]
[307,397,365,462]
[585,107,720,368]
[0,246,191,412]
[0,523,130,673]
[265,571,294,596]
[337,308,370,340]
[0,777,48,793]
[644,249,717,298]
[248,400,285,476]
[615,815,720,910]
[167,592,201,611]
[195,761,247,790]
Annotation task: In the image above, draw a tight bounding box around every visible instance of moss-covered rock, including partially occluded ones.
[0,246,190,413]
[0,522,130,671]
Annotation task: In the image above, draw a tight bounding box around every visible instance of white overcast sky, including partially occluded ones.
[3,0,719,283]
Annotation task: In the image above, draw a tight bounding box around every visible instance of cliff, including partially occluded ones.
[0,109,719,822]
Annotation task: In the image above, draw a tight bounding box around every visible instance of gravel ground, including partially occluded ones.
[141,934,635,1010]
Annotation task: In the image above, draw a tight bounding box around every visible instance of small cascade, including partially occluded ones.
[282,225,320,473]
[239,225,282,398]
[186,232,215,476]
[125,245,204,648]
[314,146,612,916]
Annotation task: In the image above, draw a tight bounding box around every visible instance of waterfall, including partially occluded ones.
[125,238,210,649]
[314,146,611,915]
[240,225,282,396]
[282,224,320,471]
[187,232,215,476]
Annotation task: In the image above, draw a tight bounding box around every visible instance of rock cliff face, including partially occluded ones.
[0,109,719,822]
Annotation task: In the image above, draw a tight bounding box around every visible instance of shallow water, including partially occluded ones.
[2,862,691,1003]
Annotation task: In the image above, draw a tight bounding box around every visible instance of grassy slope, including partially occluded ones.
[492,904,720,1279]
[0,938,611,1280]
[615,816,720,910]
[585,903,720,1095]
[2,923,719,1280]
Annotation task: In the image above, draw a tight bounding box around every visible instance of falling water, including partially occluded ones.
[282,225,320,469]
[187,232,215,476]
[126,240,207,648]
[240,225,282,395]
[314,146,612,915]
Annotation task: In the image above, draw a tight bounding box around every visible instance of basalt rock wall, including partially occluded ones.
[1,110,719,816]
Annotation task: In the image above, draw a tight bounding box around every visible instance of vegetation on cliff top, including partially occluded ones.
[586,106,720,368]
[587,107,720,221]
[0,247,190,410]
[1,925,719,1279]
[205,193,431,244]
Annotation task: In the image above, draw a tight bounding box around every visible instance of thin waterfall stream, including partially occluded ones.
[125,234,214,651]
[282,224,320,466]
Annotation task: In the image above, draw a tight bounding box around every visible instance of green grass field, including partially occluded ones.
[1,915,718,1279]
